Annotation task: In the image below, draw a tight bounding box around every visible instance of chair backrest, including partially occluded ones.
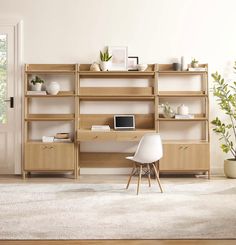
[132,133,163,163]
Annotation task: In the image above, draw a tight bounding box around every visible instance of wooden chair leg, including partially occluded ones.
[137,165,142,195]
[147,164,151,187]
[126,163,136,189]
[152,163,163,193]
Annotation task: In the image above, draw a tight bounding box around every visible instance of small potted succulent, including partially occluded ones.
[100,48,112,71]
[211,63,236,178]
[30,76,45,91]
[191,58,199,68]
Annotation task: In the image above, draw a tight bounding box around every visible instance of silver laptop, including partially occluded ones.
[114,115,135,130]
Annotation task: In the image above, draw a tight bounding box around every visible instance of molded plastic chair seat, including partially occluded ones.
[126,133,163,195]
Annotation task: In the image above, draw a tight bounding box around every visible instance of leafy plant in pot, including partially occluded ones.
[100,48,112,71]
[191,58,199,68]
[211,64,236,178]
[30,76,44,91]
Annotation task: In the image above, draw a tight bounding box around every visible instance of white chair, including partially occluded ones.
[126,133,163,195]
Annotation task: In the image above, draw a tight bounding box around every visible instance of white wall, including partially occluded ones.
[1,0,236,174]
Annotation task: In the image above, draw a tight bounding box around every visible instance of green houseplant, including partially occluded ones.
[30,76,45,91]
[100,48,112,71]
[211,63,236,178]
[191,58,199,68]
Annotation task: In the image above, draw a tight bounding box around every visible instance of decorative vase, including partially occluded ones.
[46,82,60,95]
[224,159,236,178]
[181,56,188,71]
[162,103,175,118]
[177,104,189,115]
[90,62,101,71]
[192,62,199,68]
[31,83,42,91]
[100,61,111,71]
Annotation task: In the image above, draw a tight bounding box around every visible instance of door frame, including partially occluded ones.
[0,20,23,174]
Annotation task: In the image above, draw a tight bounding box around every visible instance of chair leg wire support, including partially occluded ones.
[126,162,163,195]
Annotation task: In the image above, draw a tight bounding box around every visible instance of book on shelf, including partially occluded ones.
[175,114,194,119]
[54,138,72,143]
[27,91,47,95]
[42,136,54,143]
[91,125,111,131]
[188,67,207,72]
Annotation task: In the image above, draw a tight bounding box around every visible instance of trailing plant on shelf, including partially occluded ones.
[211,62,236,178]
[99,48,112,71]
[30,76,45,91]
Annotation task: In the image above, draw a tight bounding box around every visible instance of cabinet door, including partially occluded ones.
[160,143,209,171]
[24,143,74,171]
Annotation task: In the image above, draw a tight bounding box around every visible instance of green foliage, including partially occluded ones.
[211,66,236,159]
[191,58,198,65]
[30,76,44,85]
[100,48,112,62]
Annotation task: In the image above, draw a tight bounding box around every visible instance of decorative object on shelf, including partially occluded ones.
[137,64,148,71]
[161,103,175,118]
[100,48,112,71]
[177,104,189,115]
[42,136,54,143]
[55,133,70,139]
[191,58,199,68]
[91,125,111,132]
[181,56,188,71]
[127,56,139,71]
[108,46,128,71]
[188,67,207,72]
[173,62,181,71]
[30,76,45,91]
[46,82,60,95]
[90,62,101,71]
[211,64,236,178]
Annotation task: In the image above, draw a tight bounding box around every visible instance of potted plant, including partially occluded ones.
[100,48,112,71]
[211,64,236,178]
[191,58,199,68]
[30,76,44,91]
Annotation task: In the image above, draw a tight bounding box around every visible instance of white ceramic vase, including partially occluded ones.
[224,159,236,178]
[46,82,60,95]
[100,61,111,71]
[31,83,42,91]
[177,104,189,115]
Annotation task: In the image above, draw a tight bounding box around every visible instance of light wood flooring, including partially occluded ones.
[0,174,235,245]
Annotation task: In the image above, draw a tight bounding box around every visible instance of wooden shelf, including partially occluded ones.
[159,71,207,75]
[79,95,155,101]
[162,140,209,144]
[158,117,208,122]
[79,87,153,96]
[25,64,76,74]
[158,91,207,97]
[25,91,76,97]
[26,140,74,144]
[25,114,75,121]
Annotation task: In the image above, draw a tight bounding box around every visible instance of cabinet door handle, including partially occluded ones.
[94,136,98,139]
[43,146,48,149]
[179,146,183,150]
[184,146,189,150]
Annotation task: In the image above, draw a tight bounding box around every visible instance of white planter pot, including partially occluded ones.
[224,159,236,178]
[46,82,60,95]
[100,61,111,71]
[31,83,42,91]
[177,104,189,115]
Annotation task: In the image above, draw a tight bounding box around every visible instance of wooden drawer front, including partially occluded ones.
[77,132,116,141]
[116,131,145,141]
[160,143,209,171]
[24,143,74,171]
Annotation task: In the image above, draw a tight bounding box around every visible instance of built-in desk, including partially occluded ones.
[76,129,156,171]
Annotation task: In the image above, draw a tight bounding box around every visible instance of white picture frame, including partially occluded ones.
[108,46,128,71]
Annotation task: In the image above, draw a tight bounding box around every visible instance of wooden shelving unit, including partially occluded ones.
[23,63,210,178]
[23,64,77,179]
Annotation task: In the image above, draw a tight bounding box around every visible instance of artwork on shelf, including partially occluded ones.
[108,46,128,71]
[127,56,139,71]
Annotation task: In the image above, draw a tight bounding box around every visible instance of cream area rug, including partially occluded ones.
[0,179,236,239]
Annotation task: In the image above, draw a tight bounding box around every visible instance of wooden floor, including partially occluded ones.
[0,174,234,245]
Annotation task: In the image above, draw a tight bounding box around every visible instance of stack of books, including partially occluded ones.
[175,114,194,119]
[42,136,54,143]
[91,125,111,131]
[188,67,207,72]
[27,91,47,95]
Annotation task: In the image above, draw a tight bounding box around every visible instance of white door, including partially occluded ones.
[0,25,19,174]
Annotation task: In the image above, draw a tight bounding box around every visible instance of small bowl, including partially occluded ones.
[137,64,148,71]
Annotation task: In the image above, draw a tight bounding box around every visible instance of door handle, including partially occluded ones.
[4,97,14,108]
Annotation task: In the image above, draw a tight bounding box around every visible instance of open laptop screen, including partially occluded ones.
[114,115,135,130]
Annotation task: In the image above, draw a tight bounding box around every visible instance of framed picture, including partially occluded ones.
[108,46,128,71]
[128,56,139,71]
